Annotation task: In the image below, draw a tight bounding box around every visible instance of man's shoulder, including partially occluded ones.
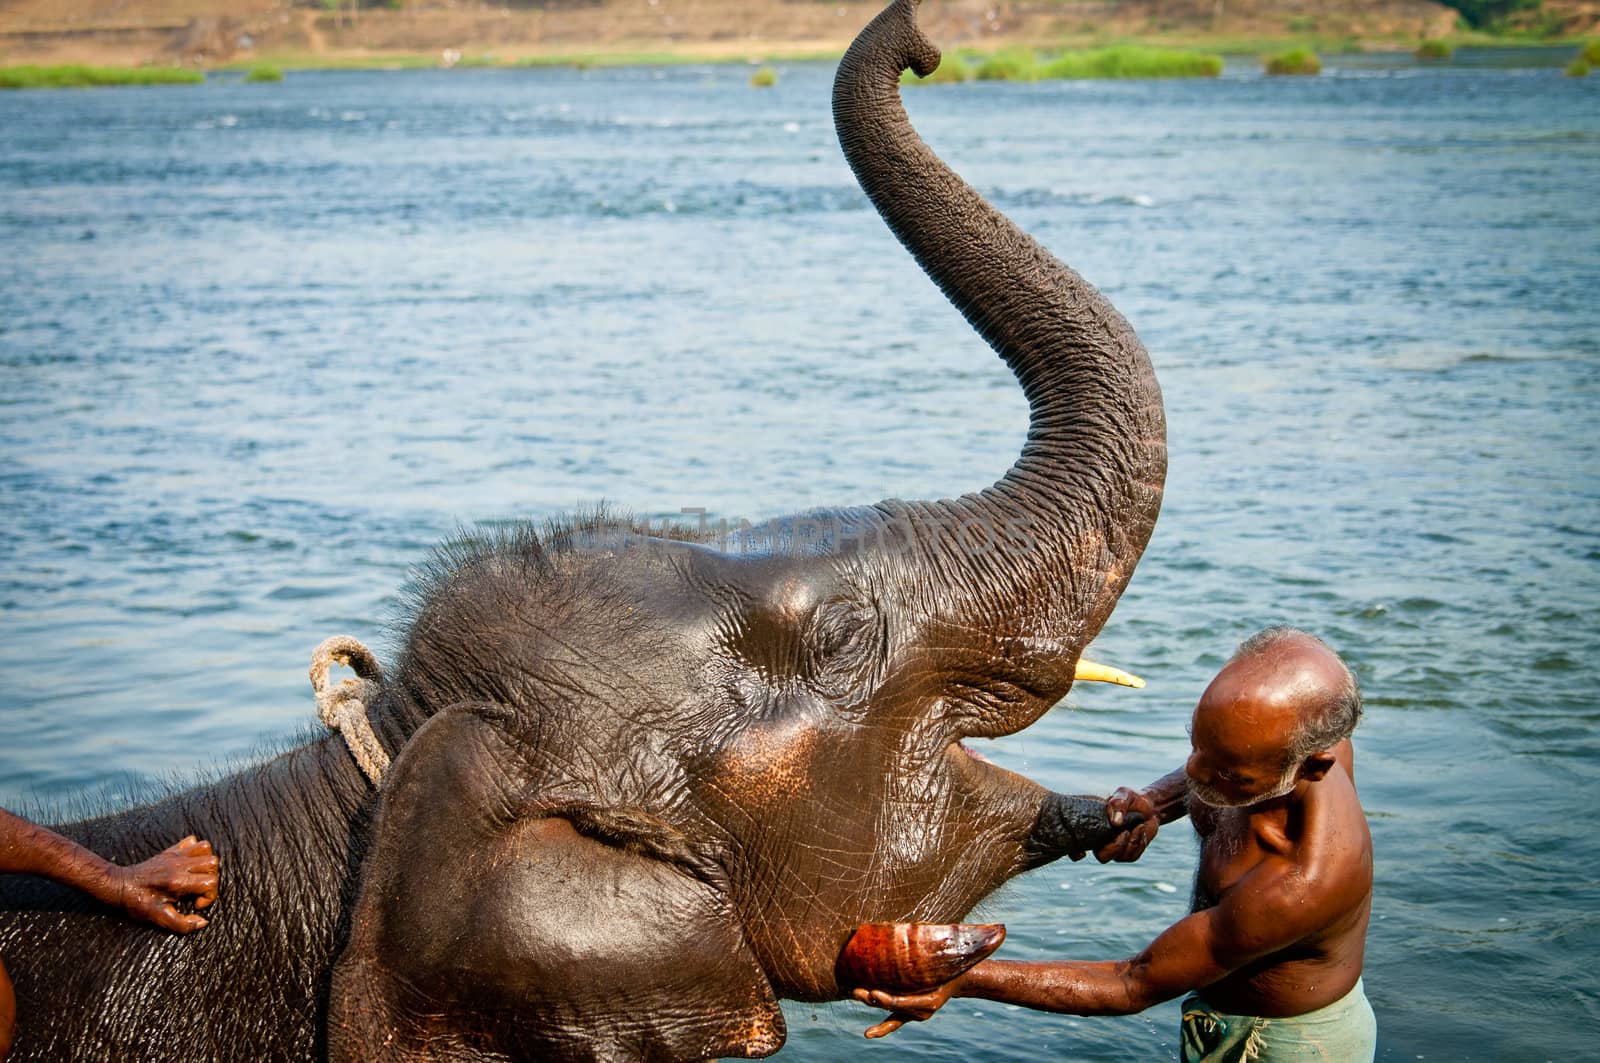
[1310,761,1371,851]
[1235,776,1369,906]
[1332,737,1357,786]
[1288,767,1372,909]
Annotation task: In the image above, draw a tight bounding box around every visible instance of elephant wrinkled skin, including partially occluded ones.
[0,1,1165,1059]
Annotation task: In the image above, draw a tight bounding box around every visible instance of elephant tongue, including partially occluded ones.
[835,922,1006,994]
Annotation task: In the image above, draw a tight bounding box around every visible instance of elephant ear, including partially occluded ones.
[329,702,785,1062]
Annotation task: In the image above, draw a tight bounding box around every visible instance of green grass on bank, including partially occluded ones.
[1137,27,1580,54]
[1043,45,1224,78]
[0,64,203,90]
[1265,47,1322,75]
[904,44,1223,84]
[1158,34,1362,55]
[975,46,1038,81]
[244,63,283,83]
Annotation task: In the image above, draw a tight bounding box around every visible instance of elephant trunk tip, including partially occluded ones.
[910,43,941,80]
[840,0,942,89]
[903,11,941,80]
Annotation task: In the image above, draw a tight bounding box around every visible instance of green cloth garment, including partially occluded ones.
[1179,979,1376,1062]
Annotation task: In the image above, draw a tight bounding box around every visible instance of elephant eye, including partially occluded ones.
[811,599,881,669]
[721,593,883,697]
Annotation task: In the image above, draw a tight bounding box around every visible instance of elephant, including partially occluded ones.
[0,0,1166,1058]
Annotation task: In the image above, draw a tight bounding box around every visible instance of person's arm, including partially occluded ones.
[855,854,1325,1036]
[954,903,1254,1015]
[0,809,121,901]
[1136,767,1191,824]
[0,809,218,933]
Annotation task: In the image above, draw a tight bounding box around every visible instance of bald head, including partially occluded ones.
[1186,629,1361,807]
[1207,627,1360,765]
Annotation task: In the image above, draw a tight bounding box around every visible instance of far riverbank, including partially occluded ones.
[3,0,1595,73]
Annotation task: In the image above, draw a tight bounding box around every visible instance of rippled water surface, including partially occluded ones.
[2,52,1596,1060]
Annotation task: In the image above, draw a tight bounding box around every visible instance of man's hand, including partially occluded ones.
[1095,787,1160,863]
[851,980,961,1038]
[112,836,219,934]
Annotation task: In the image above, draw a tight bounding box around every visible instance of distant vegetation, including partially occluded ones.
[1431,0,1590,35]
[749,66,778,88]
[1566,58,1591,75]
[244,64,284,82]
[1265,48,1322,75]
[1415,39,1455,58]
[0,64,204,90]
[904,45,1222,84]
[1583,40,1600,63]
[1436,0,1542,31]
[1043,46,1224,79]
[975,47,1036,81]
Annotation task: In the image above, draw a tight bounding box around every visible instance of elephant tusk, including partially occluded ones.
[1074,659,1146,689]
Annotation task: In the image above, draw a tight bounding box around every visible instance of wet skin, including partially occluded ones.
[855,634,1373,1033]
[0,809,218,1060]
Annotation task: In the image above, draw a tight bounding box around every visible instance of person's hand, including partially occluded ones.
[851,980,960,1038]
[113,836,219,933]
[1095,787,1160,863]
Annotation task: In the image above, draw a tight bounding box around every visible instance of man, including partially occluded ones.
[855,627,1375,1062]
[0,809,219,1060]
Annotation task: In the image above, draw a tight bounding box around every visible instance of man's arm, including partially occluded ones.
[0,808,130,903]
[855,855,1327,1036]
[1136,767,1191,824]
[954,899,1266,1015]
[0,809,218,933]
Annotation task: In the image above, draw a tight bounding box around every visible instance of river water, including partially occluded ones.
[1,49,1596,1060]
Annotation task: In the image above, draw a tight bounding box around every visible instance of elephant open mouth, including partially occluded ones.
[956,739,993,763]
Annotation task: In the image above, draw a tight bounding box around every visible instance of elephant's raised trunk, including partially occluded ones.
[836,0,1166,685]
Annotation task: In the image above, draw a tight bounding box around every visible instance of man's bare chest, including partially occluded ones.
[1193,812,1270,909]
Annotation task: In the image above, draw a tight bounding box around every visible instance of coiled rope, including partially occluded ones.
[309,635,389,786]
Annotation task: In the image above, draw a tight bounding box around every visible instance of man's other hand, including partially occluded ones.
[852,980,960,1038]
[114,836,219,934]
[1095,787,1160,863]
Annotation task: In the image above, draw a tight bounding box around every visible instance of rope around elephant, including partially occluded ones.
[309,636,388,786]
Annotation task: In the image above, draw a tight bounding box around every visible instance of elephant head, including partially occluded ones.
[328,1,1165,1058]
